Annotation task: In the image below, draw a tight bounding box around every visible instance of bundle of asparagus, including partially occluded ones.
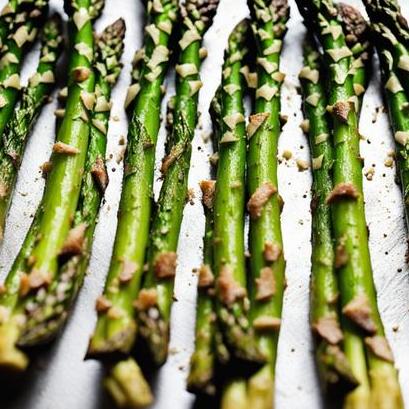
[296,0,403,406]
[363,0,409,228]
[137,0,219,367]
[87,0,179,361]
[0,0,106,371]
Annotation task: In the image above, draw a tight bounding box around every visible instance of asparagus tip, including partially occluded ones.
[104,358,153,409]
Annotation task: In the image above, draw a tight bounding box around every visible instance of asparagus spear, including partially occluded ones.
[367,15,409,232]
[212,19,264,369]
[363,0,409,96]
[87,0,178,359]
[19,18,126,347]
[243,1,289,406]
[363,0,409,228]
[300,38,357,396]
[137,0,219,367]
[295,0,403,407]
[0,0,18,50]
[0,14,64,240]
[0,0,103,371]
[0,0,48,138]
[187,180,217,396]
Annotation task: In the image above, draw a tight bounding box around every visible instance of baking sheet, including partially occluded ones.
[0,0,409,408]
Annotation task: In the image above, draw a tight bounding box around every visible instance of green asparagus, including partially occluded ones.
[0,0,48,138]
[295,0,403,407]
[187,180,217,396]
[19,18,126,346]
[212,19,264,369]
[0,0,103,371]
[245,0,289,406]
[0,13,64,240]
[363,1,409,231]
[300,38,357,396]
[0,0,18,50]
[137,0,219,367]
[87,0,178,359]
[364,0,409,96]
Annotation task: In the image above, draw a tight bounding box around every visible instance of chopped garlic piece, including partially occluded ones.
[223,84,240,95]
[271,71,285,82]
[73,8,90,31]
[175,63,198,78]
[353,83,365,96]
[257,57,277,74]
[322,25,342,40]
[3,73,20,89]
[305,93,320,107]
[13,25,29,48]
[80,91,95,110]
[263,40,282,55]
[315,133,329,144]
[158,20,172,35]
[312,154,324,170]
[146,24,160,45]
[92,119,107,135]
[40,71,55,83]
[223,113,245,130]
[124,84,141,108]
[188,80,203,97]
[256,84,277,101]
[327,47,352,62]
[95,96,112,112]
[247,113,269,138]
[398,55,409,72]
[220,131,239,143]
[386,75,403,94]
[395,131,409,146]
[147,45,169,69]
[299,66,319,84]
[75,42,93,62]
[179,29,201,50]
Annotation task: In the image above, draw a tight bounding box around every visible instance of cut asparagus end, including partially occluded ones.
[0,322,28,372]
[219,304,266,369]
[86,319,136,360]
[221,379,248,409]
[317,343,359,395]
[187,349,215,396]
[138,307,168,366]
[369,361,404,409]
[105,358,153,409]
[344,384,371,409]
[247,365,274,409]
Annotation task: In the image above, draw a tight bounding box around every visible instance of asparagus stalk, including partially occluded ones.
[363,0,409,229]
[137,0,219,367]
[363,0,409,96]
[212,19,265,369]
[368,21,409,234]
[0,0,103,371]
[0,0,18,50]
[0,14,64,240]
[187,180,217,396]
[87,0,178,359]
[0,0,48,138]
[295,0,403,407]
[244,1,289,406]
[300,39,357,396]
[18,19,126,347]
